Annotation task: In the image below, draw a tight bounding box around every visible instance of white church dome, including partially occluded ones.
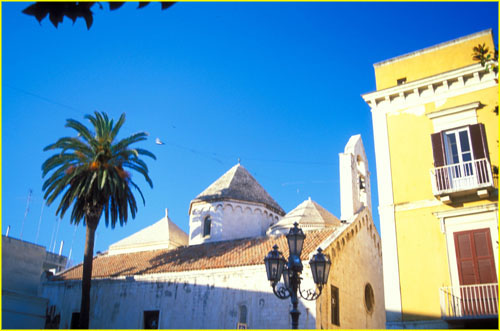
[268,197,340,235]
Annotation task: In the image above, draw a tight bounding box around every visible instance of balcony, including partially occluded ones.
[430,158,494,202]
[440,283,498,320]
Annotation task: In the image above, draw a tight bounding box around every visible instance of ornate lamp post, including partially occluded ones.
[264,222,331,329]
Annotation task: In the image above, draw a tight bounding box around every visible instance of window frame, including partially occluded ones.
[443,126,473,166]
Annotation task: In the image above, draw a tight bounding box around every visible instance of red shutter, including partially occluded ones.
[454,228,497,285]
[469,123,490,161]
[454,228,497,316]
[431,132,446,167]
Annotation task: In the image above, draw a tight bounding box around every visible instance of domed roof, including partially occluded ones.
[268,198,340,234]
[190,164,285,215]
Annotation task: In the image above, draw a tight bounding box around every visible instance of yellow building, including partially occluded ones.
[362,29,498,328]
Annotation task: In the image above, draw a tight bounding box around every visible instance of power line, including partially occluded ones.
[7,83,335,167]
[4,84,83,114]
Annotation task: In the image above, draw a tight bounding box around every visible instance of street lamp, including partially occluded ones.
[264,222,331,329]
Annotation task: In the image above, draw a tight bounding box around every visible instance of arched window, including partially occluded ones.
[203,216,211,237]
[239,305,247,324]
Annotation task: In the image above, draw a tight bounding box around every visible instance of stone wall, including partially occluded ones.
[41,265,316,329]
[316,208,385,329]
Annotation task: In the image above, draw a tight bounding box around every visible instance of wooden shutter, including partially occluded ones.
[469,123,490,161]
[454,228,497,285]
[431,132,446,167]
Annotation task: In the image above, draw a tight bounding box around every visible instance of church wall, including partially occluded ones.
[40,265,316,329]
[316,208,385,329]
[189,200,280,245]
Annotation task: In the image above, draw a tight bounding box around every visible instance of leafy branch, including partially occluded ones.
[22,2,175,30]
[472,43,498,74]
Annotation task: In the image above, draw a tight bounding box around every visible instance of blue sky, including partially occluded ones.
[2,2,498,265]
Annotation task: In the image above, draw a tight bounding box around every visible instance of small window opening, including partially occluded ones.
[203,216,211,237]
[144,310,160,329]
[359,175,366,191]
[70,312,80,329]
[331,285,340,326]
[239,305,247,324]
[397,77,407,85]
[364,283,375,313]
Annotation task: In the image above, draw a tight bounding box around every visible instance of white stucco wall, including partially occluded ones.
[189,200,281,245]
[339,135,372,221]
[40,265,317,329]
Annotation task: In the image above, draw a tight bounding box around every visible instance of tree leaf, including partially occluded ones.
[109,2,125,11]
[161,2,175,10]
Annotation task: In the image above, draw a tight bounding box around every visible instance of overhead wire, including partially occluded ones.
[6,83,336,167]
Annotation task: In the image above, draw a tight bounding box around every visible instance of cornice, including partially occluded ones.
[426,101,481,119]
[362,62,497,111]
[433,202,498,220]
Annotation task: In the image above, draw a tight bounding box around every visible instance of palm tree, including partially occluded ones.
[42,111,155,328]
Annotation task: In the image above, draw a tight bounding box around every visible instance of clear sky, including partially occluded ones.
[2,2,498,265]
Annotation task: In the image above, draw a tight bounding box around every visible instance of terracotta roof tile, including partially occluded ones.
[55,229,335,281]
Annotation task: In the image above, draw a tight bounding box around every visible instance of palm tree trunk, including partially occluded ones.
[79,221,97,329]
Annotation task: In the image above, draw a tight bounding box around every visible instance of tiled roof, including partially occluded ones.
[190,164,285,215]
[54,229,335,281]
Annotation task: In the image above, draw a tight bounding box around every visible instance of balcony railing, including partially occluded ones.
[430,158,494,196]
[440,283,498,319]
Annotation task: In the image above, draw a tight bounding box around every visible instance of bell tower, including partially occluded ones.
[339,134,371,221]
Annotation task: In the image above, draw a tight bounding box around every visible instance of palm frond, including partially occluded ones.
[42,111,155,228]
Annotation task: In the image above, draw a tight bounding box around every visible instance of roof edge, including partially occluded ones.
[374,29,492,68]
[189,197,286,216]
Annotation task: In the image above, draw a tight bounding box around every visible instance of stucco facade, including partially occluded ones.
[362,29,498,328]
[2,236,68,329]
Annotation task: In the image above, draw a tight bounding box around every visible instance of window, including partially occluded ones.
[203,216,211,237]
[331,285,339,326]
[144,310,159,329]
[239,305,247,324]
[70,312,80,329]
[432,124,489,167]
[364,283,375,313]
[358,175,366,191]
[431,123,491,193]
[397,77,407,85]
[443,128,473,165]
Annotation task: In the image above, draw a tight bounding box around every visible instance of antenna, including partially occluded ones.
[6,225,10,237]
[52,218,61,253]
[20,189,33,240]
[66,225,78,268]
[49,217,58,253]
[58,241,64,256]
[35,203,45,244]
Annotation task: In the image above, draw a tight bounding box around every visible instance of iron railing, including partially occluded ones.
[431,158,493,196]
[440,283,498,319]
